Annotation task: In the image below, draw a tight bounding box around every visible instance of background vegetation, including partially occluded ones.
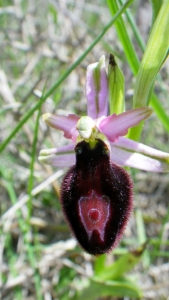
[1,0,169,299]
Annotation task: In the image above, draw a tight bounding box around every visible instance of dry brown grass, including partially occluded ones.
[1,0,169,299]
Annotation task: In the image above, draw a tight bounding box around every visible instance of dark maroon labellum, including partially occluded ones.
[61,139,133,255]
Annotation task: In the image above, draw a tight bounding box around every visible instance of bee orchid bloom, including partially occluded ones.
[39,56,169,255]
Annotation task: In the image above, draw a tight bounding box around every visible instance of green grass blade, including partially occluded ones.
[150,0,163,24]
[133,0,169,108]
[0,0,133,154]
[150,94,169,133]
[27,99,42,219]
[118,0,145,51]
[107,0,139,75]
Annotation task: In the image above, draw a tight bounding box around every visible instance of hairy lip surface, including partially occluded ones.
[61,139,133,255]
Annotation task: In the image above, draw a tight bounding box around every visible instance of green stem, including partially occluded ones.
[0,0,133,154]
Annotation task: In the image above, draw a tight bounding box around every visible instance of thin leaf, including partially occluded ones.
[94,244,146,281]
[27,104,42,218]
[73,278,143,300]
[136,209,150,267]
[108,0,169,140]
[106,0,139,75]
[0,0,133,154]
[133,0,169,108]
[150,0,163,25]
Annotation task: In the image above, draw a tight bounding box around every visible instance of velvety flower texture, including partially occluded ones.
[39,56,169,255]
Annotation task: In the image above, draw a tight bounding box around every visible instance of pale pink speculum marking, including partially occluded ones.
[88,209,101,223]
[78,190,110,241]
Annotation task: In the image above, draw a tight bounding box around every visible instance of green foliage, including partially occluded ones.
[94,244,146,280]
[1,0,169,299]
[133,0,169,109]
[150,0,163,24]
[74,278,142,300]
[73,245,146,299]
[0,0,132,154]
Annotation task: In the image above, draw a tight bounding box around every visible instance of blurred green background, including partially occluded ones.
[1,0,169,299]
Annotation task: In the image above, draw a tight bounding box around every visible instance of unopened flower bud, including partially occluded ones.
[108,54,125,115]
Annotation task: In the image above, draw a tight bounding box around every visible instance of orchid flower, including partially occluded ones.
[39,56,169,255]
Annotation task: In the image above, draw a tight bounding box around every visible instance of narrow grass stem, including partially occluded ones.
[0,0,133,154]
